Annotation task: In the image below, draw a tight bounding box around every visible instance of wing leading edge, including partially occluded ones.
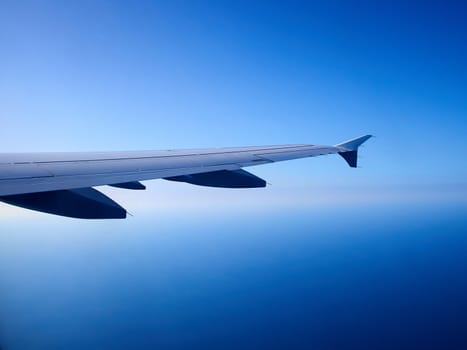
[0,135,372,219]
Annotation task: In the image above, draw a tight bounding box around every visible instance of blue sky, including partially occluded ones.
[2,3,467,349]
[1,0,467,216]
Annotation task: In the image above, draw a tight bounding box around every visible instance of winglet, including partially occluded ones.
[334,135,372,168]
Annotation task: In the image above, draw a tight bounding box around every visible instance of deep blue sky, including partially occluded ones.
[1,2,467,349]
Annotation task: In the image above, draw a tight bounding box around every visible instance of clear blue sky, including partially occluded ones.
[1,0,466,211]
[2,3,467,349]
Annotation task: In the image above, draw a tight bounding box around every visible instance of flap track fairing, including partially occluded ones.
[164,169,266,188]
[0,187,127,219]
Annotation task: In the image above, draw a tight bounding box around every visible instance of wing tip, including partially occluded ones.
[335,135,373,151]
[335,134,372,168]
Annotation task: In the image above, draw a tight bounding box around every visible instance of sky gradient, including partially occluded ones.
[1,0,467,194]
[1,1,467,349]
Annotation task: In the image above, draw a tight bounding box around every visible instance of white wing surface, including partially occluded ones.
[0,135,371,219]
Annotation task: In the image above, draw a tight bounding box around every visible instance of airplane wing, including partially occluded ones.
[0,135,372,219]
